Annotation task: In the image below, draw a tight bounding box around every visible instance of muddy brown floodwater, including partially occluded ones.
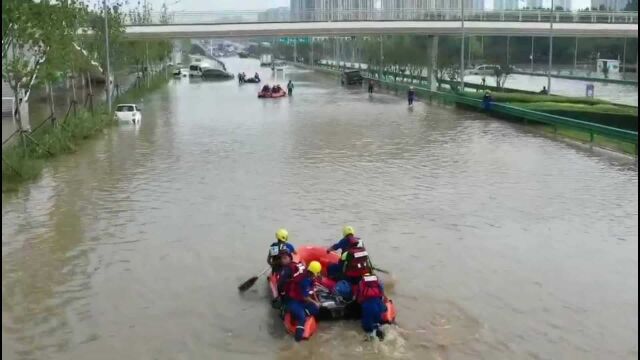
[2,57,638,360]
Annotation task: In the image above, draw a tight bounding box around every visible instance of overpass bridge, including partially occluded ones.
[121,9,638,39]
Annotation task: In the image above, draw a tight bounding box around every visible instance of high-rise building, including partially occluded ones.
[590,0,629,10]
[493,0,519,10]
[258,7,290,22]
[525,0,544,8]
[525,0,572,9]
[382,0,485,13]
[291,0,376,21]
[554,0,572,10]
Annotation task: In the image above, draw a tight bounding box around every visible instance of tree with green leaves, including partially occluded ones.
[3,0,88,130]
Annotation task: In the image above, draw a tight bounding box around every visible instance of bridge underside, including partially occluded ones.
[123,21,638,40]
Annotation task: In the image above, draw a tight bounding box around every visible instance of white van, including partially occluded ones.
[189,63,203,77]
[466,64,501,76]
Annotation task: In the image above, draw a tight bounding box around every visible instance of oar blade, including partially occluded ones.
[238,276,259,292]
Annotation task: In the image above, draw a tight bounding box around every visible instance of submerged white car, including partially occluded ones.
[114,104,141,124]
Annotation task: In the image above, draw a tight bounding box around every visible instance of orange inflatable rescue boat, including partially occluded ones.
[267,245,397,340]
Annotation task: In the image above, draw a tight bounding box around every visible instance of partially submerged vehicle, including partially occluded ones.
[341,69,364,85]
[114,104,141,124]
[201,68,234,80]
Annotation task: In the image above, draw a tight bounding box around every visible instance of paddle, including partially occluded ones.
[327,248,391,275]
[373,266,390,275]
[238,266,271,292]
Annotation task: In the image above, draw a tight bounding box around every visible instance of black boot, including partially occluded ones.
[375,328,385,341]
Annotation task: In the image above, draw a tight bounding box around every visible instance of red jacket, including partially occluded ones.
[356,274,383,303]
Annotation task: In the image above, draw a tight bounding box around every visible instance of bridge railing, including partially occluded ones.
[124,10,638,26]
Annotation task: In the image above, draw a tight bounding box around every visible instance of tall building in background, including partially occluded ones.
[291,0,376,21]
[493,0,519,9]
[382,0,485,12]
[258,7,290,22]
[554,0,572,10]
[382,0,432,10]
[590,0,629,10]
[525,0,544,8]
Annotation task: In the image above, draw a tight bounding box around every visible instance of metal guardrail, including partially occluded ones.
[404,82,637,145]
[124,10,638,25]
[452,95,638,143]
[511,70,638,85]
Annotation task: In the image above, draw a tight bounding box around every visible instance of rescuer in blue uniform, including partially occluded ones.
[326,226,373,283]
[267,228,296,274]
[356,273,387,341]
[282,260,322,341]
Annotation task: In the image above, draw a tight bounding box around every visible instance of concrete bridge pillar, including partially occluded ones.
[379,35,384,80]
[428,35,439,92]
[293,41,298,63]
[310,38,314,67]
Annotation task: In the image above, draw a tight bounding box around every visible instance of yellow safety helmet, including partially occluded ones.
[308,261,322,275]
[275,228,289,242]
[342,225,355,237]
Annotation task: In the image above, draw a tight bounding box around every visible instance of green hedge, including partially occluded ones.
[461,91,626,106]
[509,102,638,131]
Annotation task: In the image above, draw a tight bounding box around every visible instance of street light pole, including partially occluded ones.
[547,0,553,93]
[622,37,627,76]
[506,35,510,67]
[468,35,471,68]
[573,37,578,72]
[103,0,111,110]
[530,37,534,72]
[460,0,465,91]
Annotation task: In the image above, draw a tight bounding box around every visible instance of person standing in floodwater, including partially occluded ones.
[482,90,493,111]
[368,80,374,94]
[407,86,416,106]
[287,80,294,96]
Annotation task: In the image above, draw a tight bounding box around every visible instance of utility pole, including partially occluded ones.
[146,41,150,88]
[622,37,627,76]
[573,37,578,72]
[506,36,510,66]
[103,0,112,110]
[468,35,471,67]
[547,0,554,93]
[334,37,338,68]
[460,0,465,91]
[530,37,534,72]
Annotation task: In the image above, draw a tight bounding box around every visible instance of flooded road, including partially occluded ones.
[320,60,639,106]
[2,57,638,360]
